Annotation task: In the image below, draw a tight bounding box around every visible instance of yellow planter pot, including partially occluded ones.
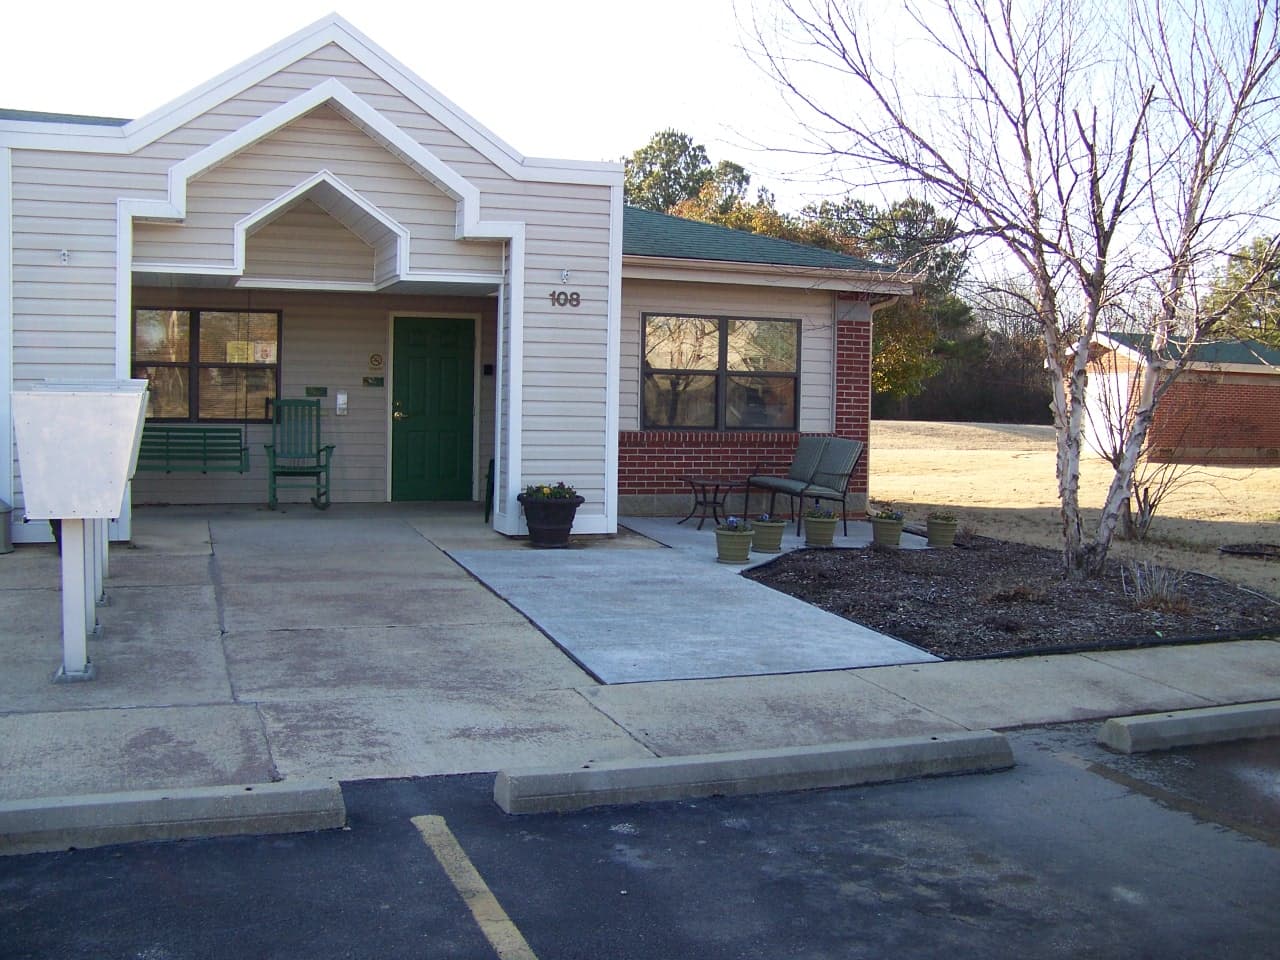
[870,517,903,548]
[804,516,838,547]
[715,528,754,564]
[752,520,787,553]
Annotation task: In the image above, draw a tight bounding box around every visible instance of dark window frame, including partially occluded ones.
[640,312,800,431]
[132,307,282,423]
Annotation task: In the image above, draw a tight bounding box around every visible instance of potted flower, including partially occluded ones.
[751,513,787,554]
[715,516,754,564]
[870,506,905,548]
[803,506,838,547]
[927,510,959,547]
[517,481,585,548]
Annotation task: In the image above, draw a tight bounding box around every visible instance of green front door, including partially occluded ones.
[392,317,474,500]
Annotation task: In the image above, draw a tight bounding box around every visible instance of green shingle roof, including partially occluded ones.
[0,108,131,126]
[1106,331,1280,367]
[623,205,893,272]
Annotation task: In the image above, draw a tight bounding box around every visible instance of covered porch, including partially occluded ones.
[129,284,501,511]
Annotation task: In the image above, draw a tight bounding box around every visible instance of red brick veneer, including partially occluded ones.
[1148,374,1280,464]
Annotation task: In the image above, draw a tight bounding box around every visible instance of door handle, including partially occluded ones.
[393,410,408,421]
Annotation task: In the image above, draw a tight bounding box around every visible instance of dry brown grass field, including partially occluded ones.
[869,420,1280,599]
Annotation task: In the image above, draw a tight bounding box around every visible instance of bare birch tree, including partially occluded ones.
[745,0,1280,577]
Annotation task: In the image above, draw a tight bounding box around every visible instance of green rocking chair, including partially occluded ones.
[265,399,335,510]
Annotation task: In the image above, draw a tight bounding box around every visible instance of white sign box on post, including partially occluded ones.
[11,379,149,681]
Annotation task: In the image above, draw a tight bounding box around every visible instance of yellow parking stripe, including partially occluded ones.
[412,815,540,960]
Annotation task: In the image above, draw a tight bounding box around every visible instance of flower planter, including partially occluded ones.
[870,517,904,548]
[804,516,838,547]
[927,517,958,547]
[752,520,787,554]
[715,527,755,564]
[517,494,585,548]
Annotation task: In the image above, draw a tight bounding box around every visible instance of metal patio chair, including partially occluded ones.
[745,435,829,526]
[798,437,864,536]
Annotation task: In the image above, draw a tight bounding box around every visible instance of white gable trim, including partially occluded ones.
[128,81,521,287]
[232,169,410,278]
[0,16,621,187]
[163,80,478,224]
[622,256,913,295]
[1,147,12,516]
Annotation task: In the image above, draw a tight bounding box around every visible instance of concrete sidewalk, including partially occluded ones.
[2,504,1278,810]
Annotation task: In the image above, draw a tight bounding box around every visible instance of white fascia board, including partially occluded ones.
[396,271,506,287]
[1,147,12,510]
[233,278,381,293]
[622,256,914,294]
[603,183,624,535]
[0,15,620,189]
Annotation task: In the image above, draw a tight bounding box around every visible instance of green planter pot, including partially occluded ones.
[518,494,585,548]
[927,517,958,547]
[870,517,904,548]
[715,527,754,564]
[752,520,787,554]
[804,516,838,547]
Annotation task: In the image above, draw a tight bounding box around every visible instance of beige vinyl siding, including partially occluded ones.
[129,287,496,505]
[7,40,617,523]
[7,147,144,510]
[243,199,374,283]
[618,279,836,434]
[134,45,515,198]
[511,188,614,517]
[133,104,503,278]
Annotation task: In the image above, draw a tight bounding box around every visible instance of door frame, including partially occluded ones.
[385,311,484,502]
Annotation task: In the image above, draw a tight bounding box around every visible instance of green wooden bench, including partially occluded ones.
[136,424,249,474]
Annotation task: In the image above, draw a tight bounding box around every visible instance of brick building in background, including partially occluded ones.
[1085,333,1280,465]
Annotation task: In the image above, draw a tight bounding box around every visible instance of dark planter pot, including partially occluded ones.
[518,494,585,548]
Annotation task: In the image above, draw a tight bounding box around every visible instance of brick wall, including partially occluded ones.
[618,297,873,513]
[1148,372,1280,464]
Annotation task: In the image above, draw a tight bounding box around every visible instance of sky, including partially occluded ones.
[1,0,840,210]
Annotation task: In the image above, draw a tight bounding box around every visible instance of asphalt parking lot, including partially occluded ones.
[3,724,1278,960]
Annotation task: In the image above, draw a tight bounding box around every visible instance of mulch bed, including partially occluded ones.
[744,535,1280,660]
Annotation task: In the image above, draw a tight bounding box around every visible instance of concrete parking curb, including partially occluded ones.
[0,780,347,857]
[494,730,1014,814]
[1097,700,1280,754]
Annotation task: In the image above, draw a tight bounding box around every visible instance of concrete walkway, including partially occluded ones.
[2,503,1278,806]
[452,516,934,683]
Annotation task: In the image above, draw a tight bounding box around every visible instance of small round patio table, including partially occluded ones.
[677,476,748,530]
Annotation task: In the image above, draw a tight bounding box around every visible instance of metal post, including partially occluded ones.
[98,517,110,590]
[55,518,95,682]
[82,519,98,637]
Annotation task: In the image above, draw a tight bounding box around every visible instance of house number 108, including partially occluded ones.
[548,291,581,307]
